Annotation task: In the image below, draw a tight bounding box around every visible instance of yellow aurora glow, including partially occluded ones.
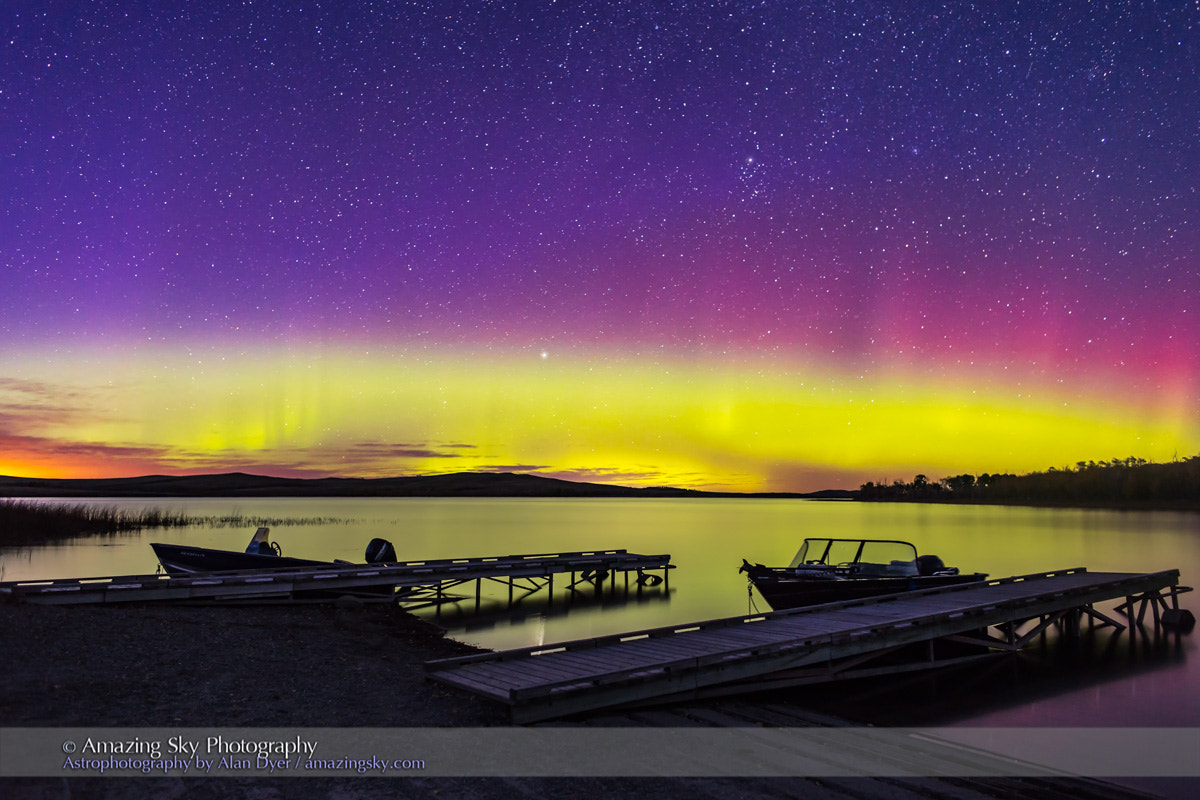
[0,344,1195,492]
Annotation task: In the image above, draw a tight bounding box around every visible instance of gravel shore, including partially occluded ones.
[1,602,504,728]
[1,602,1162,800]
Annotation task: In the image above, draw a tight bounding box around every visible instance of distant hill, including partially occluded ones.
[0,471,846,499]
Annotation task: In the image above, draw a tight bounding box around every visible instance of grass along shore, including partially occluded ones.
[0,499,346,548]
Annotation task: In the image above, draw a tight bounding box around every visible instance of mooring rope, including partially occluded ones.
[747,581,761,614]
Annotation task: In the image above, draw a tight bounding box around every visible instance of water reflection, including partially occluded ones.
[775,616,1195,728]
[1,498,1196,728]
[408,575,672,649]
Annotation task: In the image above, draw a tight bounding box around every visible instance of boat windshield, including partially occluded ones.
[788,539,919,568]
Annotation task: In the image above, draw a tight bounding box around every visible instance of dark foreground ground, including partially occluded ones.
[0,602,1163,800]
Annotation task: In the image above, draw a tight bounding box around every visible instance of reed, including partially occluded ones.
[0,499,190,546]
[199,514,349,528]
[0,500,352,548]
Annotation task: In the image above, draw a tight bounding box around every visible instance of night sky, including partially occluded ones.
[2,1,1197,491]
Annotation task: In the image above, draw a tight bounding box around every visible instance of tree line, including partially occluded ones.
[859,455,1200,509]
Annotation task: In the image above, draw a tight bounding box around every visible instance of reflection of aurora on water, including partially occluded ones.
[1,497,1196,731]
[410,570,672,651]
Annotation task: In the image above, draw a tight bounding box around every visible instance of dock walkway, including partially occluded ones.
[427,567,1184,723]
[0,549,673,605]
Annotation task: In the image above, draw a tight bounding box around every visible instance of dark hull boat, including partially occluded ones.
[741,538,987,611]
[151,527,398,574]
[149,528,400,600]
[149,544,328,574]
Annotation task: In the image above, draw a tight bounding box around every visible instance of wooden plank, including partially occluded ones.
[552,643,702,676]
[601,639,721,663]
[469,662,592,688]
[765,617,866,635]
[548,644,696,673]
[520,652,627,676]
[438,668,529,697]
[706,622,800,641]
[493,655,616,682]
[665,628,799,653]
[637,628,778,651]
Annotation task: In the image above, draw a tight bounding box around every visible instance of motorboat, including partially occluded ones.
[150,527,397,575]
[740,537,987,610]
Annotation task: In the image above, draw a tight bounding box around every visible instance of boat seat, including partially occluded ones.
[856,561,920,578]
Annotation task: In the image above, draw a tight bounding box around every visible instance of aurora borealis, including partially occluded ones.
[1,2,1196,492]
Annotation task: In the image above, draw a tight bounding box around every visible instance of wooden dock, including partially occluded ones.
[0,549,673,605]
[426,567,1187,723]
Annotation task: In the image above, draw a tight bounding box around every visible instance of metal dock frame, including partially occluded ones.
[425,567,1188,723]
[394,549,672,610]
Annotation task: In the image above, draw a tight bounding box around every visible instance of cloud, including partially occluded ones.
[762,461,872,493]
[0,377,57,396]
[154,455,347,479]
[474,464,554,474]
[0,377,97,406]
[0,376,135,438]
[523,466,697,488]
[136,440,487,479]
[344,442,475,460]
[0,431,172,462]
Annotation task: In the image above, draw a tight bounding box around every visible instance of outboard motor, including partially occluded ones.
[245,527,280,556]
[365,537,397,564]
[915,554,946,576]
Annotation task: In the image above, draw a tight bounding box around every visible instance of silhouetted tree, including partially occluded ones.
[859,456,1198,509]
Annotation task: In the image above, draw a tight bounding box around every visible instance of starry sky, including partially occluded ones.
[1,1,1197,492]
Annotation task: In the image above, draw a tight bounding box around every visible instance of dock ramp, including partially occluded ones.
[426,568,1186,723]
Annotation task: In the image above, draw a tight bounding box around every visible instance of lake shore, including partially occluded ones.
[0,603,505,728]
[1,601,1168,800]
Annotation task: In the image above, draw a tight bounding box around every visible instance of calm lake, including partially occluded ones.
[3,498,1198,734]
